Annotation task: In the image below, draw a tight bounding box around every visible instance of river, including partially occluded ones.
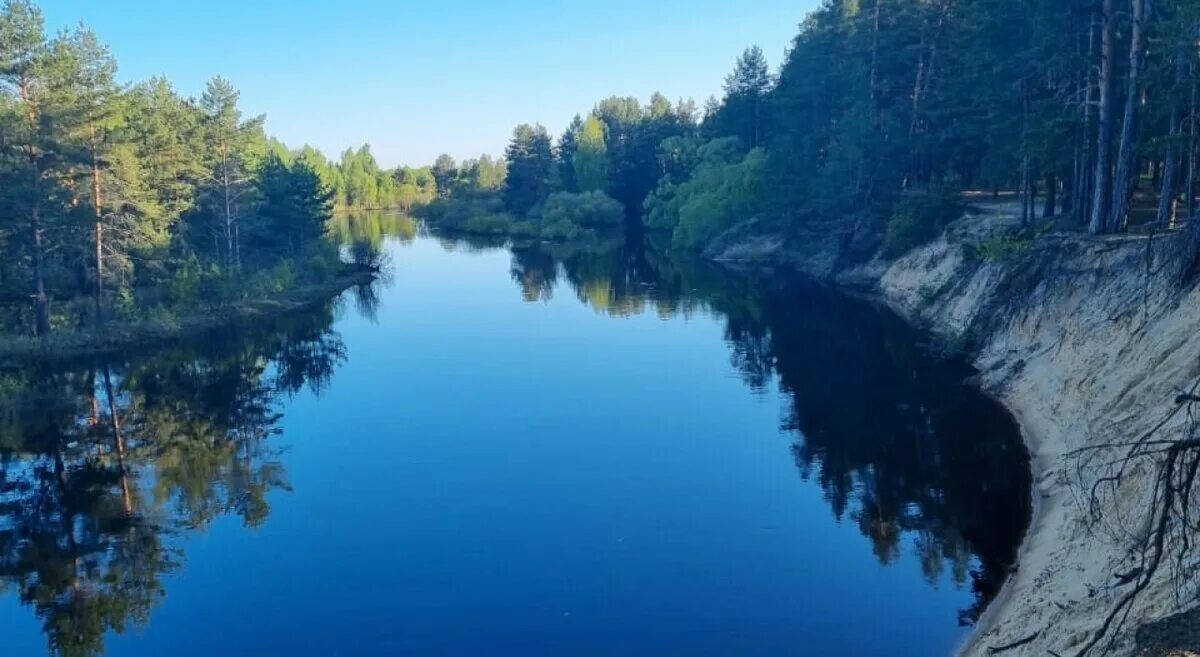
[0,213,1030,657]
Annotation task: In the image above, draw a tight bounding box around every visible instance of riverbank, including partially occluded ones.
[0,264,377,366]
[712,207,1200,656]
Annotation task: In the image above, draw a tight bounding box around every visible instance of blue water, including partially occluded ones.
[0,223,1029,657]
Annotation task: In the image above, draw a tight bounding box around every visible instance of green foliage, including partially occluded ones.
[556,114,584,192]
[704,46,773,149]
[251,154,334,256]
[644,140,766,250]
[971,232,1033,262]
[540,218,596,242]
[463,213,519,235]
[432,153,458,197]
[458,154,506,192]
[0,0,363,338]
[539,191,625,228]
[167,256,206,306]
[881,190,964,258]
[572,115,608,192]
[593,94,698,215]
[417,193,506,232]
[503,123,556,215]
[434,92,698,242]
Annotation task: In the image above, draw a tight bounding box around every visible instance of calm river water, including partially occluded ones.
[0,214,1030,657]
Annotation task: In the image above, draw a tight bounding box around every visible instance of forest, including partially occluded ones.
[0,0,439,344]
[8,0,1199,344]
[426,0,1200,267]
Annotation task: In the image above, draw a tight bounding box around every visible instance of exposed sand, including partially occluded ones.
[872,217,1200,657]
[709,204,1200,655]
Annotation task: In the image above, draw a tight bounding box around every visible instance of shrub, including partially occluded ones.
[670,146,766,251]
[881,188,963,258]
[971,232,1032,261]
[463,213,518,235]
[417,193,505,231]
[510,220,539,238]
[539,191,625,228]
[540,218,596,241]
[168,256,204,304]
[307,248,338,277]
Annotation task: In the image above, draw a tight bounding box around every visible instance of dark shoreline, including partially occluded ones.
[0,265,377,366]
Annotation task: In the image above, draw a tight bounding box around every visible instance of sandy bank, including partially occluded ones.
[876,220,1199,657]
[713,208,1200,656]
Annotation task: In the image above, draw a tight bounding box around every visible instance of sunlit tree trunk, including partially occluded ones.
[18,79,51,336]
[222,140,234,268]
[90,123,104,319]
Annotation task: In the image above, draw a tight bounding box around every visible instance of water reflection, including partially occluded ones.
[0,306,345,657]
[487,228,1029,626]
[0,211,1030,655]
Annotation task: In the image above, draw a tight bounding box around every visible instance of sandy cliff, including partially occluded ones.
[714,210,1200,656]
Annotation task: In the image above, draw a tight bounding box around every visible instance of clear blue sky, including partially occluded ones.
[40,1,815,168]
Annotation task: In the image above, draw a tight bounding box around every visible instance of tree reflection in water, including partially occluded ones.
[0,305,346,657]
[0,217,1031,655]
[503,232,1031,627]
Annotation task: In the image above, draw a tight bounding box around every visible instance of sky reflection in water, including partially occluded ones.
[0,214,1030,657]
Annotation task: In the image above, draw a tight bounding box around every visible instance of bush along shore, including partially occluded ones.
[0,261,377,366]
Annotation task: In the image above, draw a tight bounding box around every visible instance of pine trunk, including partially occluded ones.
[1076,16,1098,224]
[870,0,882,129]
[1070,164,1080,215]
[1089,0,1116,235]
[1044,173,1057,219]
[1157,55,1186,227]
[32,207,49,337]
[1021,154,1030,225]
[91,125,104,320]
[1110,0,1145,232]
[222,143,234,269]
[1188,61,1198,219]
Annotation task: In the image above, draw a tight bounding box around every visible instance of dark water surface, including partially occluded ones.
[0,215,1030,657]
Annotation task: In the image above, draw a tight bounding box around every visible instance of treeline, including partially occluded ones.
[287,143,438,212]
[420,93,699,240]
[0,0,435,340]
[742,0,1200,249]
[430,0,1200,262]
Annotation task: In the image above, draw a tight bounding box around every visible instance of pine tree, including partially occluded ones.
[557,114,583,192]
[198,76,264,268]
[61,26,120,313]
[713,46,774,149]
[503,123,555,215]
[253,154,333,256]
